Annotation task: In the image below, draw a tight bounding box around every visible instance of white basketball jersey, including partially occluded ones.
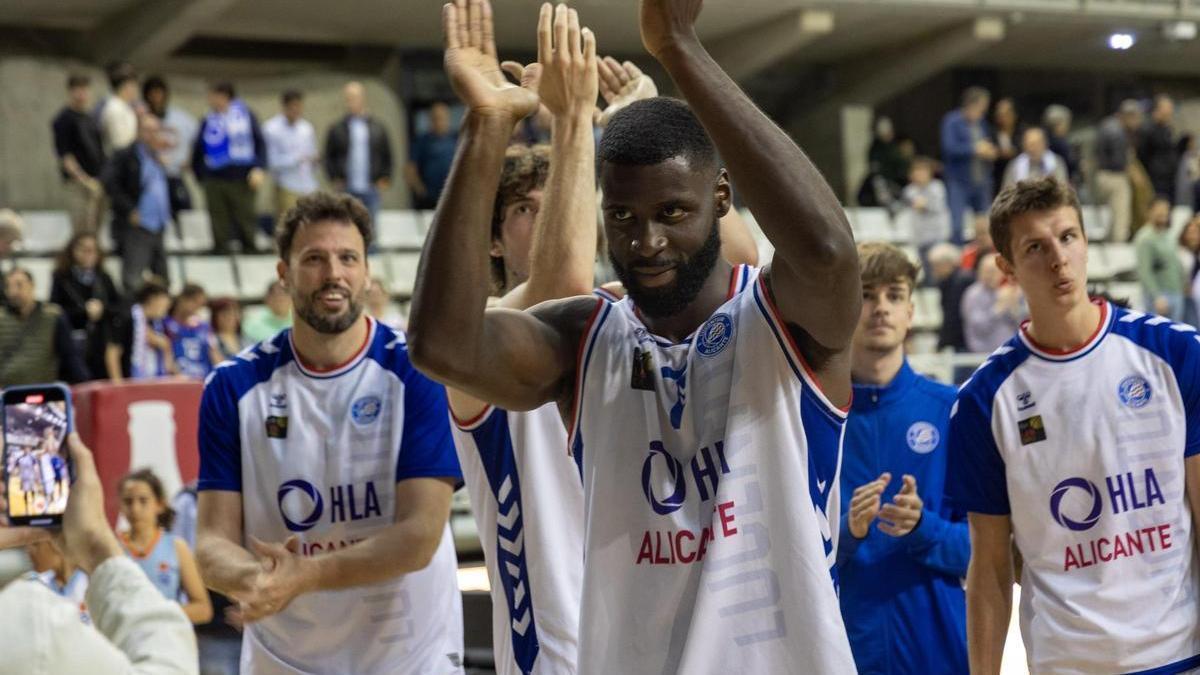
[198,318,465,674]
[950,300,1200,673]
[452,403,583,675]
[570,265,855,674]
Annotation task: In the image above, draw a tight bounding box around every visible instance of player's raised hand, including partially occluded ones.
[848,472,891,539]
[531,3,597,120]
[878,474,924,537]
[639,0,703,61]
[597,57,657,126]
[443,0,539,120]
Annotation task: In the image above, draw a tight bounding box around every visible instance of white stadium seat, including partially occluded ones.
[387,252,421,295]
[180,256,238,297]
[19,258,55,301]
[1105,243,1137,279]
[19,211,72,254]
[177,210,214,252]
[375,210,427,249]
[234,255,279,301]
[848,207,896,243]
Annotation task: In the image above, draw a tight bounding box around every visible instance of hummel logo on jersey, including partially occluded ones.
[1016,391,1035,411]
[269,393,287,409]
[1018,415,1046,445]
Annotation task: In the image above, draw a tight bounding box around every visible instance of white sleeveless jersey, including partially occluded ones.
[198,318,465,674]
[452,402,583,675]
[950,300,1200,674]
[570,265,855,674]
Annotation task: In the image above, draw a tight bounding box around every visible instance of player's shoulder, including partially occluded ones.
[364,320,421,380]
[203,329,292,398]
[955,337,1030,409]
[912,370,959,406]
[1108,304,1200,361]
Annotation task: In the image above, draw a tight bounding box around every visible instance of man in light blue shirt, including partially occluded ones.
[102,114,172,291]
[263,90,319,220]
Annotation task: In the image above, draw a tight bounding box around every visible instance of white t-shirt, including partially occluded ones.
[571,265,855,674]
[950,300,1200,673]
[199,318,465,674]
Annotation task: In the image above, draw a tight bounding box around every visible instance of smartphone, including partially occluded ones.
[2,384,73,527]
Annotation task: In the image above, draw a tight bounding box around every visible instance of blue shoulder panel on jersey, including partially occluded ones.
[468,411,541,673]
[799,389,843,591]
[946,339,1031,515]
[1109,308,1200,457]
[197,332,295,492]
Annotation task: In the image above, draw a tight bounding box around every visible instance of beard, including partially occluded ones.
[294,283,365,334]
[610,217,722,319]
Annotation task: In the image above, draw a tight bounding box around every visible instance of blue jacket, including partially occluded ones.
[940,109,991,187]
[837,360,969,675]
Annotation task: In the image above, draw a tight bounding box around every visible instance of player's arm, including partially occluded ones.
[638,1,860,373]
[174,536,214,624]
[408,0,591,413]
[966,513,1014,675]
[195,490,259,599]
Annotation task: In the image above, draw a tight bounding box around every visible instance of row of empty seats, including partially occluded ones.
[14,209,434,255]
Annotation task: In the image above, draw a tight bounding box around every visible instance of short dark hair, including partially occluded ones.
[962,86,990,108]
[989,176,1084,261]
[276,191,373,261]
[282,89,303,105]
[134,280,170,305]
[858,242,919,293]
[599,97,717,173]
[67,74,90,90]
[142,75,167,99]
[491,144,550,292]
[178,283,206,299]
[106,62,136,90]
[210,81,235,99]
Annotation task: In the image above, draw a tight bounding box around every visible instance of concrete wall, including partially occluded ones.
[0,56,410,212]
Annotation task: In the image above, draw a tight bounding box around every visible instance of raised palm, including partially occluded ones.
[443,0,539,120]
[640,0,703,59]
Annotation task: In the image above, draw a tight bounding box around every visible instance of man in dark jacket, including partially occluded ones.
[1139,94,1179,204]
[324,81,393,223]
[102,114,171,293]
[51,74,106,234]
[0,268,89,386]
[192,82,267,254]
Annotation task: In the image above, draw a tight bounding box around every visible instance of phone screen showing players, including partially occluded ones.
[5,400,69,520]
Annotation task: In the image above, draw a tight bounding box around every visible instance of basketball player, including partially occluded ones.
[409,1,860,671]
[949,177,1200,673]
[196,192,465,674]
[16,448,37,513]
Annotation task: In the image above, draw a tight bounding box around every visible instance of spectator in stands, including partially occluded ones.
[930,243,973,356]
[1135,197,1185,320]
[961,252,1024,353]
[989,97,1022,190]
[99,63,139,155]
[869,116,911,189]
[941,87,996,245]
[837,242,968,674]
[366,276,404,329]
[263,89,319,221]
[960,214,995,272]
[0,268,90,385]
[52,74,106,233]
[1043,104,1079,186]
[0,210,22,309]
[324,81,393,223]
[142,75,197,218]
[1095,100,1143,242]
[193,82,267,255]
[1138,94,1180,203]
[0,434,199,674]
[27,539,89,622]
[901,156,949,284]
[209,296,243,360]
[1179,215,1200,327]
[1175,134,1199,211]
[105,281,174,381]
[164,283,220,379]
[51,233,121,381]
[241,280,292,343]
[1002,128,1067,189]
[103,113,172,293]
[405,102,458,210]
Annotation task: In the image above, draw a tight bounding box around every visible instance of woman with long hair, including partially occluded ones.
[49,232,121,379]
[208,296,244,360]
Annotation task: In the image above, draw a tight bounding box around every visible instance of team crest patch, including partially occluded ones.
[906,422,939,454]
[631,347,656,391]
[1118,375,1152,409]
[1018,415,1047,445]
[351,395,383,425]
[265,416,288,439]
[695,313,734,357]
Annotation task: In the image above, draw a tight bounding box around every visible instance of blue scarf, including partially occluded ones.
[201,99,256,170]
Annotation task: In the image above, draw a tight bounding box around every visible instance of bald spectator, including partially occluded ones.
[102,114,172,292]
[405,102,458,209]
[1096,100,1143,242]
[1043,104,1079,185]
[1002,127,1067,189]
[961,252,1024,354]
[324,81,393,223]
[0,268,90,386]
[52,74,106,233]
[1138,94,1180,203]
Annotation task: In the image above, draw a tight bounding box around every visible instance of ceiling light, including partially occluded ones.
[1108,33,1135,50]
